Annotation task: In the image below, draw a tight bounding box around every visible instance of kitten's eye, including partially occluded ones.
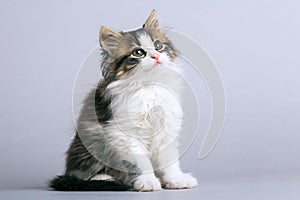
[132,48,146,58]
[154,40,164,51]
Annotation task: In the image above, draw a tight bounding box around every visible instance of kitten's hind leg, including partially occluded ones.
[65,134,106,181]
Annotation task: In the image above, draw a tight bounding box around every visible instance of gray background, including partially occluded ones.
[0,0,299,199]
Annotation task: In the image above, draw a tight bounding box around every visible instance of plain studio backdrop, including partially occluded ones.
[0,0,299,199]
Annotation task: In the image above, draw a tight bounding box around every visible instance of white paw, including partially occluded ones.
[162,173,198,189]
[133,174,162,192]
[90,174,114,181]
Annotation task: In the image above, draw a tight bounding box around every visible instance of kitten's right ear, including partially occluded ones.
[99,26,121,54]
[143,10,159,28]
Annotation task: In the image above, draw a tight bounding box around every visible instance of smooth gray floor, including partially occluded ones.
[1,172,299,200]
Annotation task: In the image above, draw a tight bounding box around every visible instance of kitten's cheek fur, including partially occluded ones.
[140,59,159,71]
[133,174,162,192]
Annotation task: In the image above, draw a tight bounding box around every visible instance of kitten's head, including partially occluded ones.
[99,10,178,80]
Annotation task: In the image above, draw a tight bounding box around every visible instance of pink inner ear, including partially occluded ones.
[103,34,117,43]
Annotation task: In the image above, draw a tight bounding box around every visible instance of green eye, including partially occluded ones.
[154,40,164,51]
[132,48,146,58]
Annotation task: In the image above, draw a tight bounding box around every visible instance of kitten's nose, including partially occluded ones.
[150,53,159,61]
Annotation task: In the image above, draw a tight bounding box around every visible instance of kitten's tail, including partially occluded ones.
[49,175,130,191]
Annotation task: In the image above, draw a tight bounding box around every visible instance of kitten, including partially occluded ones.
[50,10,198,192]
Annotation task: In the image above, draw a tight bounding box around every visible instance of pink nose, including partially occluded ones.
[151,53,159,61]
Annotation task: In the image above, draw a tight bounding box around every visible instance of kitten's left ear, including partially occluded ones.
[99,26,121,54]
[143,9,159,28]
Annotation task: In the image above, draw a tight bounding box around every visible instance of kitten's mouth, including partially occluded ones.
[153,61,161,67]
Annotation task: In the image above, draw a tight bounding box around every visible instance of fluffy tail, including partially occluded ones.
[49,175,130,191]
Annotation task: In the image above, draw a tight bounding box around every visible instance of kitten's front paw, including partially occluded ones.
[133,174,162,192]
[162,173,198,189]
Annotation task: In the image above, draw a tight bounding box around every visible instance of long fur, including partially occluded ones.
[50,10,197,192]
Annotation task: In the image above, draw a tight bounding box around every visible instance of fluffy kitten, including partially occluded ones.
[50,10,197,192]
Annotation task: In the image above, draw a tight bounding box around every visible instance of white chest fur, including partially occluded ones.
[106,66,182,152]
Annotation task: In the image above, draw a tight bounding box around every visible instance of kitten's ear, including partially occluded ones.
[99,26,121,53]
[143,10,159,28]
